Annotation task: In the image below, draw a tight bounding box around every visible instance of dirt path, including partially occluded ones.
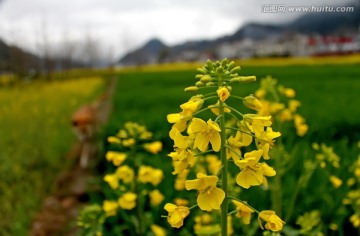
[29,77,117,236]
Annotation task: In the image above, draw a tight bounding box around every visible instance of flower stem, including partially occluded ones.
[219,100,228,236]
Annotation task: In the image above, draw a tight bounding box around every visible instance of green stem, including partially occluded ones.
[219,100,228,236]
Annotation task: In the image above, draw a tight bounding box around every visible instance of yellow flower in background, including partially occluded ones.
[294,114,309,137]
[102,200,118,217]
[107,136,121,144]
[288,99,301,112]
[188,118,221,152]
[174,198,189,206]
[105,151,127,166]
[283,88,296,98]
[232,200,254,224]
[144,141,163,154]
[350,214,360,228]
[258,210,285,231]
[138,166,164,186]
[115,165,134,183]
[243,94,263,111]
[185,173,225,211]
[122,138,135,147]
[255,88,266,99]
[164,203,190,228]
[151,224,167,236]
[205,155,222,175]
[103,174,119,190]
[118,192,137,210]
[149,189,165,206]
[329,175,342,188]
[235,150,276,189]
[217,86,230,102]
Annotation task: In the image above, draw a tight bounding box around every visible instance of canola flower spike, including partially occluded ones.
[165,59,282,235]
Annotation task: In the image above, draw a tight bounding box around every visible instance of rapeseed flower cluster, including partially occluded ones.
[255,76,309,137]
[164,59,284,235]
[79,122,166,235]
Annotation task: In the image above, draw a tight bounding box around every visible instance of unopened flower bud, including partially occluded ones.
[216,67,224,74]
[184,86,199,92]
[195,81,205,87]
[200,75,212,83]
[230,66,241,74]
[195,74,203,79]
[231,76,256,83]
[206,82,215,87]
[243,94,263,111]
[197,68,207,74]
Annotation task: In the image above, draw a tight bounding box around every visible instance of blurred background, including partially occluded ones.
[0,0,359,73]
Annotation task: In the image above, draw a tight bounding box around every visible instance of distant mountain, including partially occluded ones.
[119,38,168,65]
[119,1,360,65]
[287,5,360,34]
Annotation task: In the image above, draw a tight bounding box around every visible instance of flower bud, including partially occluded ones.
[195,81,205,87]
[195,74,203,79]
[206,82,215,87]
[200,75,212,83]
[230,66,241,74]
[184,86,199,92]
[216,66,224,74]
[243,94,263,111]
[230,76,256,83]
[197,68,207,74]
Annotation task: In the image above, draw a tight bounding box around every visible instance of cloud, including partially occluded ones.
[0,0,356,59]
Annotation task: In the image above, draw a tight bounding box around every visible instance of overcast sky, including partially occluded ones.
[0,0,356,60]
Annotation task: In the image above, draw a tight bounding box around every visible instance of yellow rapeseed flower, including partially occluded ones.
[105,151,127,166]
[329,175,342,188]
[185,173,225,211]
[115,165,134,183]
[149,189,165,206]
[103,174,119,190]
[151,224,167,236]
[164,203,190,228]
[138,166,164,186]
[102,200,118,217]
[258,210,285,232]
[243,94,263,111]
[232,200,254,224]
[217,86,230,102]
[118,192,137,210]
[235,150,276,189]
[144,141,163,154]
[208,101,231,115]
[188,118,221,152]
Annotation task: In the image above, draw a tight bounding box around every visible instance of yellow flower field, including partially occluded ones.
[0,77,104,235]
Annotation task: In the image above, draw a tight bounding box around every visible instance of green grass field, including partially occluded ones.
[109,64,360,140]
